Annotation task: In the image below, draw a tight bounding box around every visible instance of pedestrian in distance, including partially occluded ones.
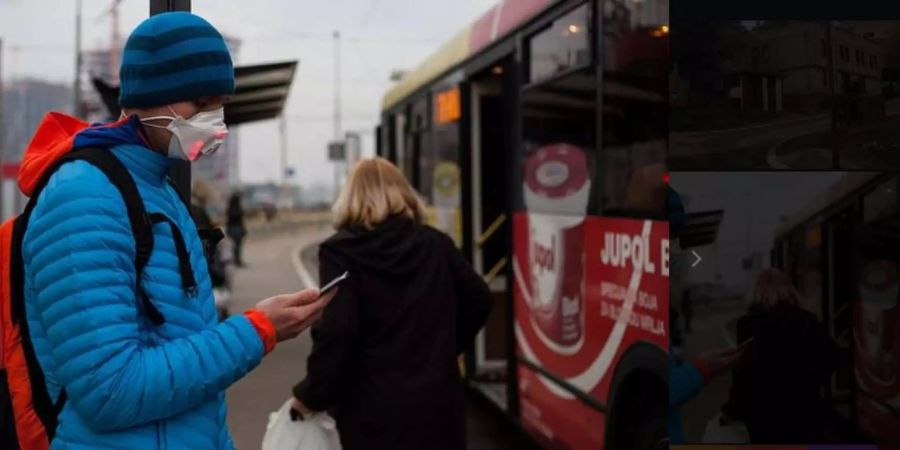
[290,157,493,450]
[227,190,248,267]
[682,287,694,333]
[4,12,336,450]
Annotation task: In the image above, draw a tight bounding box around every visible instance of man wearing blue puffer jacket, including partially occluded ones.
[666,185,743,444]
[20,12,335,449]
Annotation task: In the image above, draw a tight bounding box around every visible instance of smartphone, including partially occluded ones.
[318,271,349,297]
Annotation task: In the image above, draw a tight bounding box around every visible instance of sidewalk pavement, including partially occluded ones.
[677,306,745,443]
[226,225,331,450]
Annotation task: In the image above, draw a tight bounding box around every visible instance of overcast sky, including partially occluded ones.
[0,0,497,187]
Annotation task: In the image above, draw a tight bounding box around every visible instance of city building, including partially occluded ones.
[845,21,900,96]
[1,79,73,220]
[727,21,883,114]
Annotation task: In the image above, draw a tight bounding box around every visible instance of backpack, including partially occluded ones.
[0,147,221,450]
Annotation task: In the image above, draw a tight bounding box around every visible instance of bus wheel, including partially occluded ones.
[634,402,667,450]
[607,371,667,450]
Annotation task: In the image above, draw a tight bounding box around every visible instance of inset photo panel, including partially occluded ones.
[668,171,900,444]
[670,21,900,170]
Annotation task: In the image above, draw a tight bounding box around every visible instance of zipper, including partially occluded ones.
[155,420,168,449]
[160,420,167,450]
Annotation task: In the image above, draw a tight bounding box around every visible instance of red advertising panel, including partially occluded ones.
[513,213,669,449]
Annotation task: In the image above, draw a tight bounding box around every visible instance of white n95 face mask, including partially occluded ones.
[140,106,229,162]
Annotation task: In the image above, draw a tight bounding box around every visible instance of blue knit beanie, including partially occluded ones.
[119,12,234,108]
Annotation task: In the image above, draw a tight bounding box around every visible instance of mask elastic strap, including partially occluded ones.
[140,112,178,129]
[141,121,170,130]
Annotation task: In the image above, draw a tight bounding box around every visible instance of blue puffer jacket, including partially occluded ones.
[20,113,267,449]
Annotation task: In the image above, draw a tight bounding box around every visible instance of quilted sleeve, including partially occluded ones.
[23,162,267,432]
[668,353,705,408]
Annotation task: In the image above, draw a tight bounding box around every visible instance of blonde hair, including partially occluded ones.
[332,157,426,230]
[752,268,800,309]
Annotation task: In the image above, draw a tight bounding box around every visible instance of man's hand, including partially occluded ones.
[255,288,338,342]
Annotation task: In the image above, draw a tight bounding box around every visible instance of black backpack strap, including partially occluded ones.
[64,148,165,326]
[177,180,226,267]
[8,147,171,438]
[149,213,198,296]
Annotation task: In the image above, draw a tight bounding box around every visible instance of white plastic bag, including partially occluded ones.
[261,399,342,450]
[701,412,749,444]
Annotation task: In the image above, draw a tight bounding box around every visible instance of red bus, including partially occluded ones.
[376,1,669,448]
[773,172,900,443]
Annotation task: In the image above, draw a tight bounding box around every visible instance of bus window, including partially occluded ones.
[799,222,825,320]
[404,98,429,189]
[376,124,384,158]
[521,68,596,216]
[420,87,462,206]
[863,176,899,223]
[599,0,668,218]
[521,4,596,216]
[382,114,397,162]
[528,3,591,84]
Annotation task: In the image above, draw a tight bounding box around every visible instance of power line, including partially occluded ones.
[358,0,381,29]
[5,43,72,53]
[245,32,441,46]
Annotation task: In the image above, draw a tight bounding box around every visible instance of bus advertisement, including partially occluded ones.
[514,213,669,448]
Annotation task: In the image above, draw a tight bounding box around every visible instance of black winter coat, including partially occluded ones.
[722,303,839,443]
[294,215,493,450]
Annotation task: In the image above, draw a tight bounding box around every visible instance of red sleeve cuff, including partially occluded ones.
[244,309,277,355]
[691,358,711,383]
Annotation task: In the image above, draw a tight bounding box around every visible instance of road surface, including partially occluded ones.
[670,114,832,169]
[225,224,539,449]
[670,98,900,170]
[677,307,744,443]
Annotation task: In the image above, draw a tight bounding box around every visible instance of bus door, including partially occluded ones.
[469,68,513,411]
[824,207,856,417]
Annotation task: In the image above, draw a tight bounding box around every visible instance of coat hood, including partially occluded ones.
[18,112,150,197]
[321,215,438,277]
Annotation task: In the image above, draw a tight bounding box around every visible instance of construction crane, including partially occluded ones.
[95,0,124,84]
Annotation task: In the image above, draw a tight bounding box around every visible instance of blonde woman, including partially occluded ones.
[290,158,493,450]
[720,268,839,443]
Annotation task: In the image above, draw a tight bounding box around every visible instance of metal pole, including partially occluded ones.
[150,0,191,15]
[826,21,838,168]
[0,38,5,218]
[279,114,287,185]
[150,0,192,204]
[74,0,83,117]
[333,30,342,200]
[333,30,341,140]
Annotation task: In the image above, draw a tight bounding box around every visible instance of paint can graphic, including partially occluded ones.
[524,144,591,348]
